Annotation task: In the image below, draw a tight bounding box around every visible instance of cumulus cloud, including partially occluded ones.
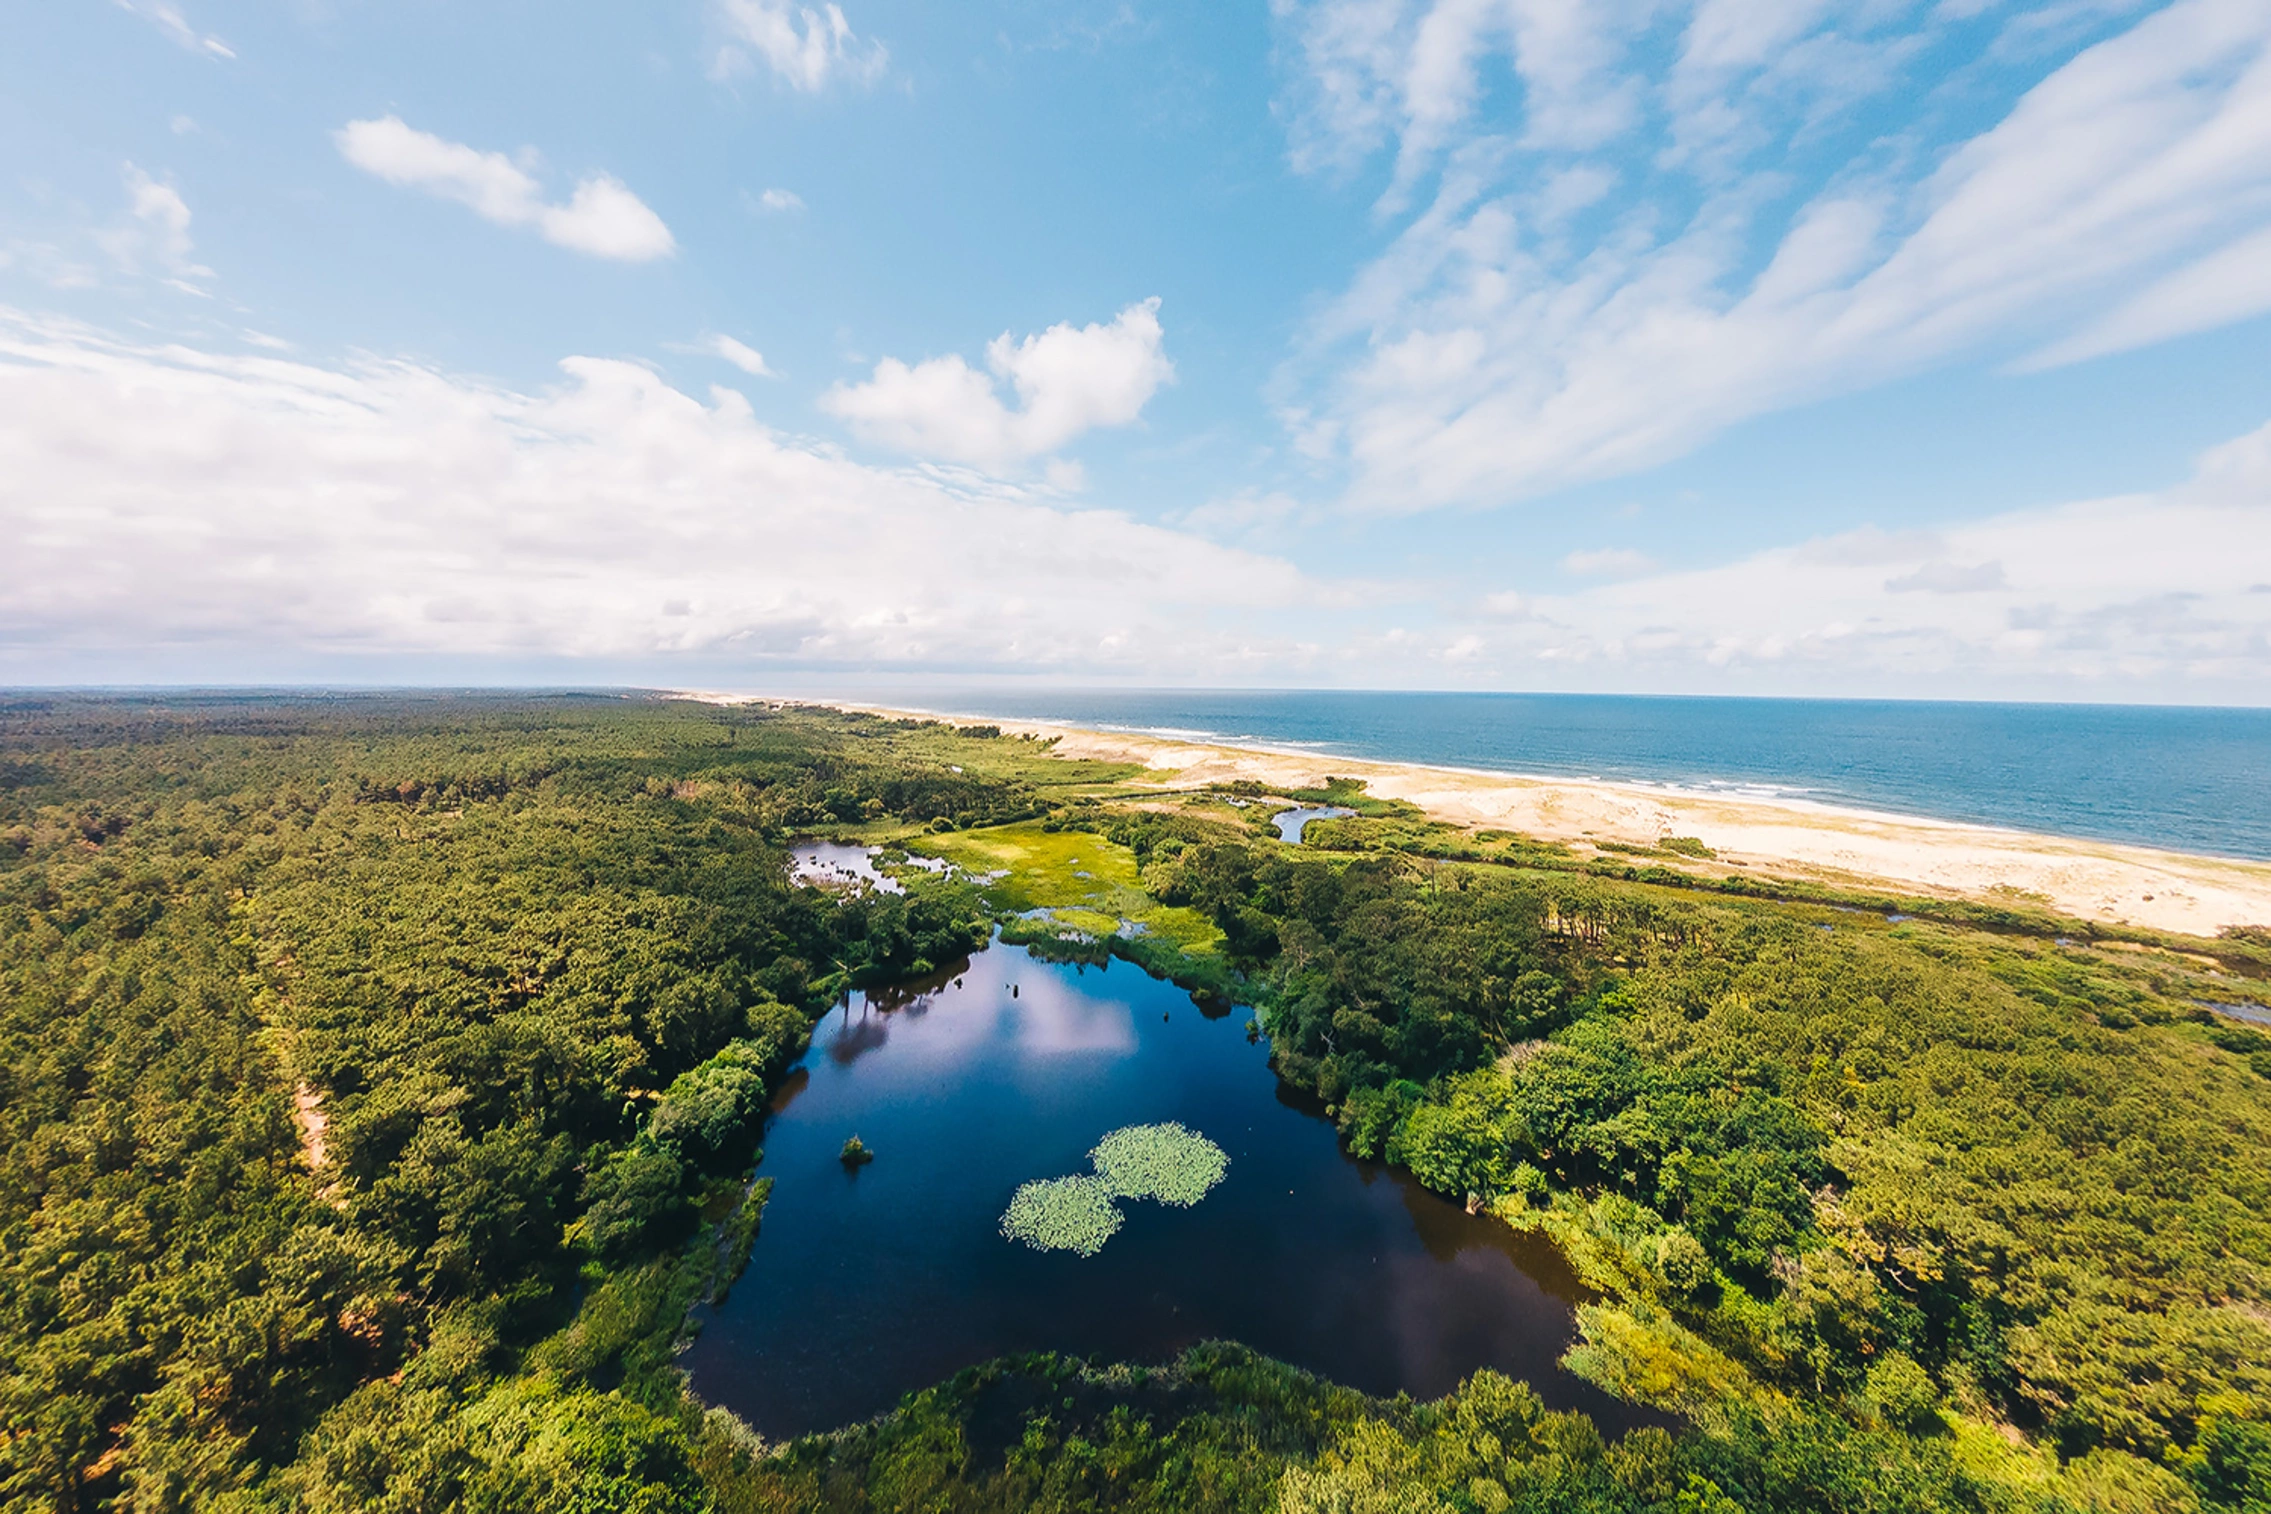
[1274,0,2271,510]
[335,117,675,262]
[1462,421,2271,696]
[756,187,806,212]
[821,299,1174,469]
[712,0,886,90]
[0,311,1309,680]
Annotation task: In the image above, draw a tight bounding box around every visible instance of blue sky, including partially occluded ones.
[3,0,2269,699]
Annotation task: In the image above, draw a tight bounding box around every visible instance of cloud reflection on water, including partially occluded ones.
[823,949,1140,1081]
[1005,966,1137,1056]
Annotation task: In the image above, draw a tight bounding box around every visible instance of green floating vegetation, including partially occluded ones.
[999,1174,1124,1256]
[1002,1122,1231,1256]
[1091,1121,1228,1207]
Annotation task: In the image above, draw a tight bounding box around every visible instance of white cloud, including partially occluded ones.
[0,310,1310,679]
[1171,489,1311,543]
[1561,546,1653,577]
[334,116,675,263]
[94,164,213,288]
[119,166,194,264]
[757,187,806,212]
[2030,222,2271,368]
[712,0,887,90]
[1884,559,2007,594]
[708,334,775,376]
[114,0,233,58]
[821,299,1174,468]
[1469,419,2271,695]
[1274,0,2271,510]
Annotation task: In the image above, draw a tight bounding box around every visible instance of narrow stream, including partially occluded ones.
[681,938,1636,1439]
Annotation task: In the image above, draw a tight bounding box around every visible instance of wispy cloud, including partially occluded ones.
[711,0,887,90]
[113,0,233,58]
[335,117,675,262]
[2028,222,2271,370]
[755,187,806,212]
[822,299,1175,469]
[1273,0,2271,511]
[84,164,214,293]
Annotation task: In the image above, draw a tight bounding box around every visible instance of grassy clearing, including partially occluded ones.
[914,822,1223,957]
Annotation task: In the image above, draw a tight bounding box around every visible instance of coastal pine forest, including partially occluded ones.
[3,694,2269,1514]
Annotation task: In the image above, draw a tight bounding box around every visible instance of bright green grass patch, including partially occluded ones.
[1045,906,1126,938]
[1091,1123,1227,1207]
[914,823,1222,955]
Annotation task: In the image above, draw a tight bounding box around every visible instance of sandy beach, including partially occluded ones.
[768,699,2271,940]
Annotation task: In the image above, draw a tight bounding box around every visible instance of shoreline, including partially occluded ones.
[682,692,2271,940]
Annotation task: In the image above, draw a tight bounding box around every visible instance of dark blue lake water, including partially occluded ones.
[681,941,1633,1440]
[853,689,2271,860]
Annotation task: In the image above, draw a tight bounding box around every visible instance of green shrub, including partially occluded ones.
[1862,1352,1940,1433]
[577,1141,693,1264]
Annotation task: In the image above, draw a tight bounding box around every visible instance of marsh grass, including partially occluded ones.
[1091,1123,1228,1207]
[914,823,1222,955]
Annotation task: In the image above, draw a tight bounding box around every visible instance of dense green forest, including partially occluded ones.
[2,694,2267,1513]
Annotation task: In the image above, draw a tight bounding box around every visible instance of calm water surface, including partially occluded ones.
[682,941,1630,1439]
[1273,805,1355,843]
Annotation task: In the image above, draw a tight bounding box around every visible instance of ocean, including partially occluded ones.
[847,690,2271,861]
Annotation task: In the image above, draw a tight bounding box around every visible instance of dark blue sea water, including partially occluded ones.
[854,690,2271,860]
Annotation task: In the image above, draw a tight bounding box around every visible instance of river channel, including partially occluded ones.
[680,937,1636,1439]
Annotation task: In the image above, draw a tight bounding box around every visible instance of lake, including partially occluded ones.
[680,938,1635,1440]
